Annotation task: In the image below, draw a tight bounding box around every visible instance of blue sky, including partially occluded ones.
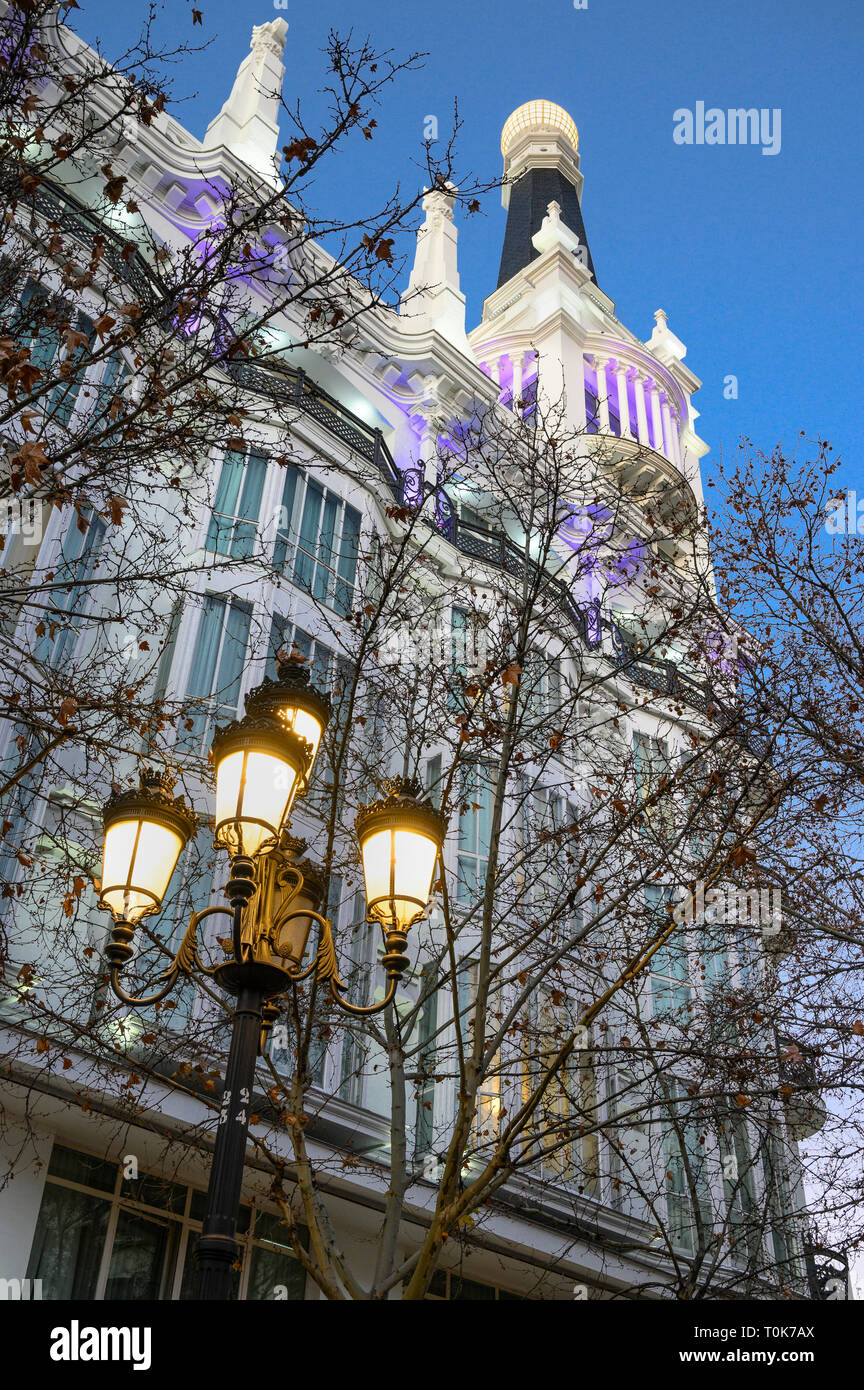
[76,0,863,482]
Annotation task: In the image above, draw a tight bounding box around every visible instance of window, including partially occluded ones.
[425,1270,523,1300]
[662,1080,712,1253]
[524,649,564,727]
[206,448,268,559]
[17,278,64,373]
[266,615,340,687]
[338,892,376,1105]
[647,885,692,1018]
[33,508,106,668]
[450,606,469,709]
[48,311,95,426]
[457,763,494,901]
[273,467,361,615]
[584,380,599,434]
[700,920,731,996]
[94,352,129,417]
[26,1143,306,1300]
[735,928,762,994]
[525,787,577,914]
[763,1128,798,1278]
[181,594,252,751]
[607,1067,652,1216]
[414,965,439,1156]
[634,731,673,834]
[521,996,599,1193]
[720,1106,759,1265]
[425,753,443,809]
[11,281,99,427]
[450,605,486,710]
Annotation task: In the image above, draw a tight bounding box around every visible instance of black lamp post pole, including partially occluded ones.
[195,984,264,1300]
[196,864,266,1301]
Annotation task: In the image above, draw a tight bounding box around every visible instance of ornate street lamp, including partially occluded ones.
[96,659,447,1301]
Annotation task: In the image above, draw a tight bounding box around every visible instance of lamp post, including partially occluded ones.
[96,661,446,1301]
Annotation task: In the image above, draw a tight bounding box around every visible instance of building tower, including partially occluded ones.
[497,99,596,287]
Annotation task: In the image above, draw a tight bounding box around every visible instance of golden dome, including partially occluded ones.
[501,101,579,157]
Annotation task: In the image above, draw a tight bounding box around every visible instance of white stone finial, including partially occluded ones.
[400,182,470,352]
[646,306,687,362]
[531,200,582,259]
[203,18,289,180]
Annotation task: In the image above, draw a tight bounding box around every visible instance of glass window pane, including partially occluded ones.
[335,504,361,614]
[26,1184,111,1298]
[47,1143,117,1192]
[246,1243,306,1300]
[237,452,267,522]
[273,468,299,572]
[293,481,323,589]
[120,1173,187,1214]
[104,1208,179,1300]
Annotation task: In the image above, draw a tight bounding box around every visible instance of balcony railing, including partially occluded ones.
[223,356,403,498]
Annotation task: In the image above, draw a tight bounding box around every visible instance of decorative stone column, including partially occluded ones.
[670,408,685,472]
[633,371,649,445]
[660,395,675,463]
[593,356,610,432]
[613,362,632,439]
[647,382,664,454]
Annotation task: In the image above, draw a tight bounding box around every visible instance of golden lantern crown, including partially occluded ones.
[99,768,196,925]
[244,657,332,777]
[355,777,447,933]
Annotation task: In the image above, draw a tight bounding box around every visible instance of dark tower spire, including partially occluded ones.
[497,100,596,289]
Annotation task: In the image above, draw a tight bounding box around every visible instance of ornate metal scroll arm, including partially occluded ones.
[108,904,233,1007]
[272,907,395,1015]
[264,900,399,1016]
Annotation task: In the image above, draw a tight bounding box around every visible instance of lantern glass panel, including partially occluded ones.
[100,817,184,923]
[214,748,300,857]
[362,825,438,929]
[394,828,438,920]
[279,706,323,771]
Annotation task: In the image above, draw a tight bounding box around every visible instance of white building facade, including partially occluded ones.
[0,17,824,1301]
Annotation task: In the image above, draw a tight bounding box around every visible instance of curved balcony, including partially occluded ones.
[15,174,159,301]
[778,1036,827,1139]
[586,433,699,536]
[582,347,696,524]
